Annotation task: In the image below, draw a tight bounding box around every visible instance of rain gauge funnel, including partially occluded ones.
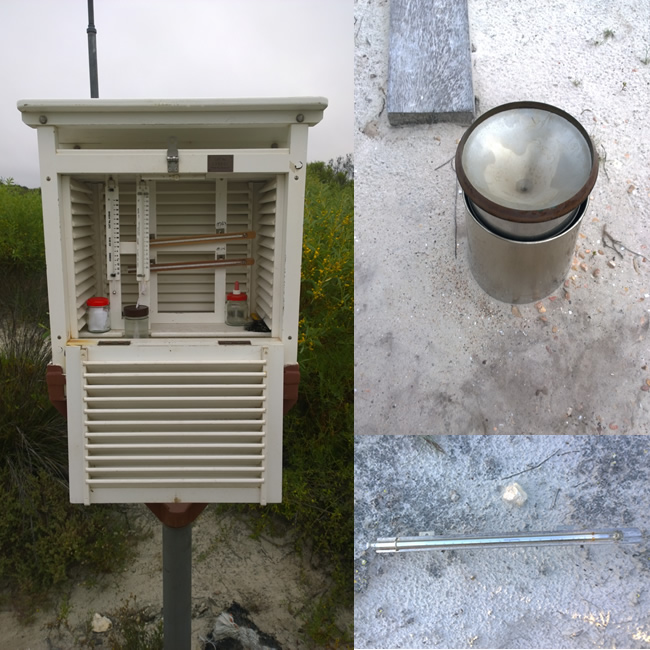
[455,102,598,304]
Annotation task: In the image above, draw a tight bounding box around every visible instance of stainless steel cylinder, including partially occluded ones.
[471,200,578,242]
[464,193,586,304]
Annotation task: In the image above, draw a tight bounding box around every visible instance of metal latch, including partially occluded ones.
[167,136,179,173]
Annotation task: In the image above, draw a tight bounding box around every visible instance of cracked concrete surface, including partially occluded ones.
[354,434,650,648]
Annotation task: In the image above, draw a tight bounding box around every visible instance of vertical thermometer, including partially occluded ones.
[136,179,151,282]
[105,177,121,280]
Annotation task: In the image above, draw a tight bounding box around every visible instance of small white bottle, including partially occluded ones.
[86,297,111,333]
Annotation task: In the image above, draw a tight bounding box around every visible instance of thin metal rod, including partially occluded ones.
[373,528,642,553]
[87,0,99,98]
[163,523,192,650]
[150,231,256,248]
[134,257,254,273]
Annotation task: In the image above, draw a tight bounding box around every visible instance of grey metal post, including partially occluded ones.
[87,0,99,98]
[162,523,192,650]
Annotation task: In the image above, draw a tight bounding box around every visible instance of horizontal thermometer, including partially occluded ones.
[373,528,643,553]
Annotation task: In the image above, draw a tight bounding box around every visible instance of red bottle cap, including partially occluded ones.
[87,297,109,307]
[227,281,247,301]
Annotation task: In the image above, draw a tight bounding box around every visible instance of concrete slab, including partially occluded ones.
[355,0,650,434]
[354,434,650,648]
[387,0,475,125]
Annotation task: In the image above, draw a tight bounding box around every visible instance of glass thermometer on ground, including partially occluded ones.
[373,528,643,553]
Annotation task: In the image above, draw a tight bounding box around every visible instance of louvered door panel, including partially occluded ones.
[253,180,277,329]
[69,179,101,332]
[66,344,283,505]
[226,181,253,296]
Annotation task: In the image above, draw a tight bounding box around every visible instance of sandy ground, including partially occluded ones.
[354,0,650,434]
[354,434,650,649]
[0,505,346,649]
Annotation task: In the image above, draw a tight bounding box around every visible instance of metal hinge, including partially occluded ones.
[167,136,179,173]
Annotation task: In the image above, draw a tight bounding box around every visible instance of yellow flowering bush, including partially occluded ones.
[269,161,353,643]
[298,162,353,390]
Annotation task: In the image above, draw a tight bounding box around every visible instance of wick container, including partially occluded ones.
[86,297,111,333]
[123,304,149,338]
[225,281,249,326]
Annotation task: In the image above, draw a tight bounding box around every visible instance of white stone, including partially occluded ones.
[92,613,112,633]
[502,482,528,507]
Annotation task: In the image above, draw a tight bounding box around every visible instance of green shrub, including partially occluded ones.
[226,160,353,644]
[0,318,67,487]
[0,263,133,619]
[0,468,134,618]
[281,160,353,574]
[0,178,45,271]
[105,597,164,650]
[298,161,353,399]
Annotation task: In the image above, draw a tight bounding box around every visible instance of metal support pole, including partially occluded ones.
[163,523,192,650]
[87,0,99,98]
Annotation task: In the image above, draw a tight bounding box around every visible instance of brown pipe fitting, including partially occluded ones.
[145,503,208,528]
[45,364,67,418]
[283,363,300,415]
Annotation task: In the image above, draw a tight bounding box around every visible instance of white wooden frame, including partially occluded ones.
[19,99,326,504]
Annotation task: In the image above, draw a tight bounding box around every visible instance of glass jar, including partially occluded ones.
[225,282,249,326]
[86,297,111,333]
[123,304,149,338]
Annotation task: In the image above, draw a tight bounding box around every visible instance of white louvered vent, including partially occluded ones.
[66,345,283,505]
[69,179,101,333]
[22,97,325,510]
[69,176,279,334]
[156,180,217,313]
[226,181,253,297]
[252,179,277,329]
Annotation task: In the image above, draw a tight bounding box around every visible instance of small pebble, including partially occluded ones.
[535,302,546,313]
[580,262,588,272]
[608,260,616,268]
[609,423,619,430]
[593,268,601,278]
[641,385,650,392]
[552,326,559,333]
[92,613,112,633]
[502,482,528,507]
[511,306,522,318]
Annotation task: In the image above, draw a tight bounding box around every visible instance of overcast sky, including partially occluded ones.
[0,0,353,188]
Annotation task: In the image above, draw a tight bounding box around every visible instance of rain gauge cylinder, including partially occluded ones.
[18,98,326,506]
[455,101,598,304]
